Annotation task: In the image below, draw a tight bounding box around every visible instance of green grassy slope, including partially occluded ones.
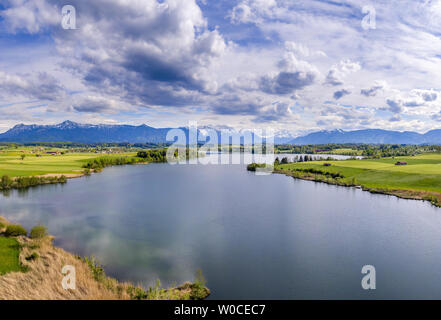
[277,152,441,193]
[0,149,138,177]
[0,237,22,275]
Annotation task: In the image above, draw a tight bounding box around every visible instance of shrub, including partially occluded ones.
[84,256,106,282]
[4,224,27,237]
[127,286,148,300]
[191,269,208,300]
[82,156,142,171]
[137,149,167,162]
[25,252,39,261]
[351,177,357,186]
[30,225,48,239]
[3,175,67,190]
[0,175,13,189]
[423,195,440,206]
[246,163,268,172]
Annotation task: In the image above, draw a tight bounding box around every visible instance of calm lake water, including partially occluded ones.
[1,154,441,299]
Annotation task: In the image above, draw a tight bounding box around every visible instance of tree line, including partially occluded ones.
[0,175,67,190]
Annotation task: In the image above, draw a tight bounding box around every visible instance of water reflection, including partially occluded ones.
[0,156,440,299]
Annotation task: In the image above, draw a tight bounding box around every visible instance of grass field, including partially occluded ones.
[0,147,137,177]
[0,237,22,275]
[276,152,441,194]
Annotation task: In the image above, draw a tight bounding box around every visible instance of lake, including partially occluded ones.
[1,154,441,299]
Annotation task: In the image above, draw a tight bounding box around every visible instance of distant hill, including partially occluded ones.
[0,121,440,145]
[0,120,296,144]
[0,121,177,144]
[288,129,441,145]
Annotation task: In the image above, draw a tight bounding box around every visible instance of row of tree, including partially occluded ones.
[82,156,143,171]
[0,175,67,190]
[136,149,168,162]
[275,155,337,165]
[275,144,439,158]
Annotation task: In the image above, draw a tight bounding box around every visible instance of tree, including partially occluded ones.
[0,175,13,189]
[20,154,25,161]
[4,224,27,237]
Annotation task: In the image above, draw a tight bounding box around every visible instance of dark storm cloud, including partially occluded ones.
[5,0,227,108]
[72,97,115,113]
[333,88,351,100]
[0,71,65,101]
[0,0,323,124]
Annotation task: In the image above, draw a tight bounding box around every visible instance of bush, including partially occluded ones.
[127,285,148,300]
[137,149,167,162]
[30,225,48,239]
[191,269,209,300]
[82,156,141,171]
[1,175,67,190]
[84,256,106,282]
[0,175,13,189]
[246,163,267,172]
[4,224,27,237]
[0,222,5,229]
[25,252,39,261]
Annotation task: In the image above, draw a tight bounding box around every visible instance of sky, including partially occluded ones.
[0,0,441,136]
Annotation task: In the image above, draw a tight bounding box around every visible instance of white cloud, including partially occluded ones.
[228,0,277,24]
[325,60,361,86]
[1,0,441,134]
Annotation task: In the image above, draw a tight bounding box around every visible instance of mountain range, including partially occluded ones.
[288,129,441,145]
[0,121,290,144]
[0,121,440,145]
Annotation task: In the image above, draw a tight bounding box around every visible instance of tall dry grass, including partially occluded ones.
[0,235,132,300]
[0,216,209,300]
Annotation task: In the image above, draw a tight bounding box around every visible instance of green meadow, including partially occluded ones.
[0,237,22,275]
[276,152,441,193]
[0,147,137,177]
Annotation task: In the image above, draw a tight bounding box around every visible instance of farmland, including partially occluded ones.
[0,236,22,275]
[274,152,441,204]
[0,147,138,177]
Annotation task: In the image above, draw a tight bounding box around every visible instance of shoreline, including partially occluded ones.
[273,167,441,208]
[1,162,149,192]
[0,216,210,300]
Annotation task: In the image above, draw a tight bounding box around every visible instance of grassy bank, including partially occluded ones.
[0,232,23,275]
[271,152,441,207]
[0,147,176,191]
[0,217,210,300]
[0,148,140,177]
